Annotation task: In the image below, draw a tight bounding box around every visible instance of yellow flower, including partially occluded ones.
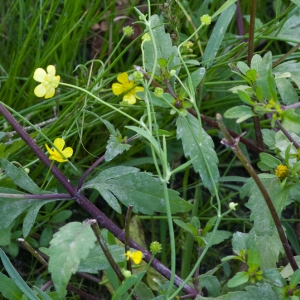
[45,138,73,163]
[33,65,60,99]
[275,164,289,180]
[112,72,144,104]
[125,250,143,264]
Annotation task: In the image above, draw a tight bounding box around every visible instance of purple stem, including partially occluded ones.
[0,103,197,296]
[236,0,244,36]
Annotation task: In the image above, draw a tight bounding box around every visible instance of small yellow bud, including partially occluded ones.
[275,164,289,180]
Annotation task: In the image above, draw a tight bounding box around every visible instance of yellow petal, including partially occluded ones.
[47,65,56,76]
[33,68,47,82]
[112,83,125,95]
[45,143,53,155]
[34,84,47,97]
[53,138,65,151]
[134,86,144,99]
[52,75,60,87]
[49,151,67,162]
[45,87,55,99]
[62,147,73,159]
[117,72,129,84]
[123,92,136,104]
[131,251,143,264]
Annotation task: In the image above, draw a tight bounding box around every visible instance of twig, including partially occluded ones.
[276,120,300,149]
[216,113,298,272]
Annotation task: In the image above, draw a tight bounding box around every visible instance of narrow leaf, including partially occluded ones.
[0,248,39,300]
[0,273,23,300]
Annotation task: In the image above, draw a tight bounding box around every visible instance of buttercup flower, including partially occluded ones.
[33,65,60,99]
[125,250,143,264]
[275,164,289,180]
[112,72,144,104]
[45,138,73,163]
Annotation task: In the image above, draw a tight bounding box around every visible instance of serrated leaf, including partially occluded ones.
[105,135,131,162]
[48,221,96,298]
[1,159,42,194]
[241,178,289,236]
[143,15,179,75]
[224,105,256,123]
[203,4,236,68]
[176,113,219,194]
[0,273,23,300]
[82,166,192,215]
[78,244,125,273]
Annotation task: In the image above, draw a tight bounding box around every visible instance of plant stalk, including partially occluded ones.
[216,113,298,271]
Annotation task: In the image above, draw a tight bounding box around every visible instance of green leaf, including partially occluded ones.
[211,0,237,18]
[1,159,42,194]
[262,129,276,149]
[246,69,257,83]
[276,78,298,105]
[247,245,260,269]
[78,244,125,273]
[262,269,286,288]
[23,200,54,238]
[180,68,206,97]
[49,210,72,223]
[0,273,23,300]
[289,269,300,289]
[237,61,250,75]
[176,113,219,194]
[241,178,288,236]
[48,221,97,298]
[204,230,232,246]
[251,54,262,72]
[282,109,300,134]
[0,222,14,246]
[143,15,179,75]
[291,0,300,8]
[105,135,131,162]
[258,153,281,169]
[198,275,220,297]
[237,90,255,105]
[134,282,156,300]
[126,126,160,153]
[173,219,198,236]
[82,166,192,215]
[203,4,236,68]
[227,271,249,288]
[256,51,274,101]
[0,188,47,230]
[224,105,256,123]
[0,248,39,300]
[112,272,146,300]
